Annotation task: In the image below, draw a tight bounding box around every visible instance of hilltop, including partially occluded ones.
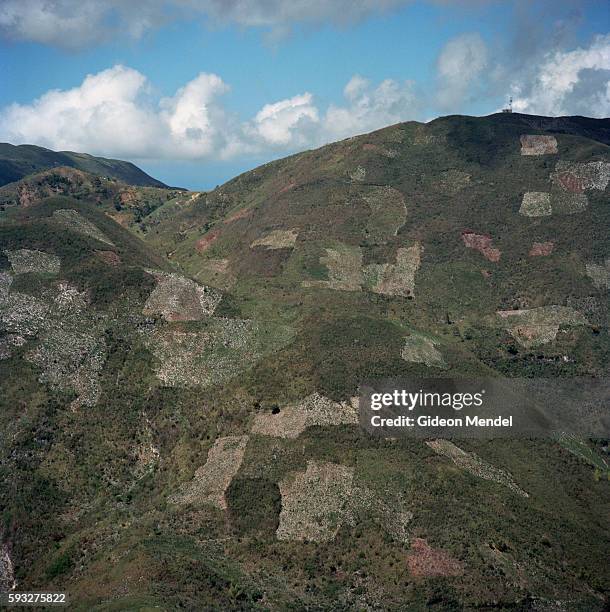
[0,165,195,233]
[0,143,168,188]
[0,113,608,610]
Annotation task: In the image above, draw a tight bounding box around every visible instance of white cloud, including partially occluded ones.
[0,66,161,157]
[1,32,607,165]
[436,33,488,110]
[0,64,421,161]
[160,73,231,158]
[510,34,610,117]
[324,78,419,139]
[0,65,235,160]
[247,93,319,147]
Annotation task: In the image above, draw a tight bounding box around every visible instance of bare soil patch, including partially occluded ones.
[461,232,501,262]
[406,538,464,578]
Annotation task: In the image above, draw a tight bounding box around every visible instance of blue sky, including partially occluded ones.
[0,1,608,189]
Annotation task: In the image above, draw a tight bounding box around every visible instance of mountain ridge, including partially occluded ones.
[0,142,169,188]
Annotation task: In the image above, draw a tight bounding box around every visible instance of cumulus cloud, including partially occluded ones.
[0,65,420,161]
[1,32,607,163]
[323,76,420,139]
[436,33,488,110]
[247,93,319,147]
[0,65,235,159]
[510,34,610,117]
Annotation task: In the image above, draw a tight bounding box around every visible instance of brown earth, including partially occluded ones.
[406,538,464,578]
[529,241,554,257]
[461,231,501,262]
[195,230,220,253]
[95,250,121,266]
[553,171,585,193]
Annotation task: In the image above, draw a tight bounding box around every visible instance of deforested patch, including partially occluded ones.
[401,331,445,367]
[224,207,252,224]
[550,191,588,214]
[52,209,114,246]
[303,244,363,291]
[551,161,610,192]
[406,538,464,578]
[304,242,421,296]
[277,461,355,542]
[1,276,106,407]
[0,543,16,591]
[520,135,558,155]
[52,282,89,313]
[585,259,610,290]
[251,229,298,250]
[2,282,106,409]
[143,270,221,321]
[529,242,554,257]
[364,244,422,297]
[362,143,399,158]
[251,393,358,439]
[27,322,106,409]
[426,439,528,497]
[170,435,249,510]
[143,318,293,388]
[412,126,447,145]
[519,192,552,217]
[5,249,61,274]
[433,170,471,194]
[461,232,501,262]
[362,186,407,243]
[554,433,609,472]
[95,250,121,267]
[496,306,588,348]
[195,229,220,254]
[278,181,297,194]
[349,165,366,182]
[133,420,161,479]
[206,258,230,274]
[0,291,50,338]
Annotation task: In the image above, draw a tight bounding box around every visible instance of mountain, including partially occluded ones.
[0,113,608,610]
[0,165,194,233]
[0,143,168,188]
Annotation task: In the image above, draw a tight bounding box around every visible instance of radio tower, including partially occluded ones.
[502,96,513,113]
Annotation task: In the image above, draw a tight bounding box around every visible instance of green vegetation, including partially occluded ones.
[0,142,167,187]
[0,113,608,610]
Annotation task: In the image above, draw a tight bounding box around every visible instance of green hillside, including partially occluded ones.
[0,143,168,188]
[0,113,608,610]
[0,166,194,233]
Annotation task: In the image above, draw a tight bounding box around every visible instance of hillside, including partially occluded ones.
[0,166,195,233]
[0,143,168,188]
[0,113,608,610]
[145,112,609,388]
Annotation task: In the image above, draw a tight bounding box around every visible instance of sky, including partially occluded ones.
[0,0,608,189]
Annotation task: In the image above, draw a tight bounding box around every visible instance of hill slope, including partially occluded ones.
[0,113,608,610]
[0,143,168,188]
[0,165,194,232]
